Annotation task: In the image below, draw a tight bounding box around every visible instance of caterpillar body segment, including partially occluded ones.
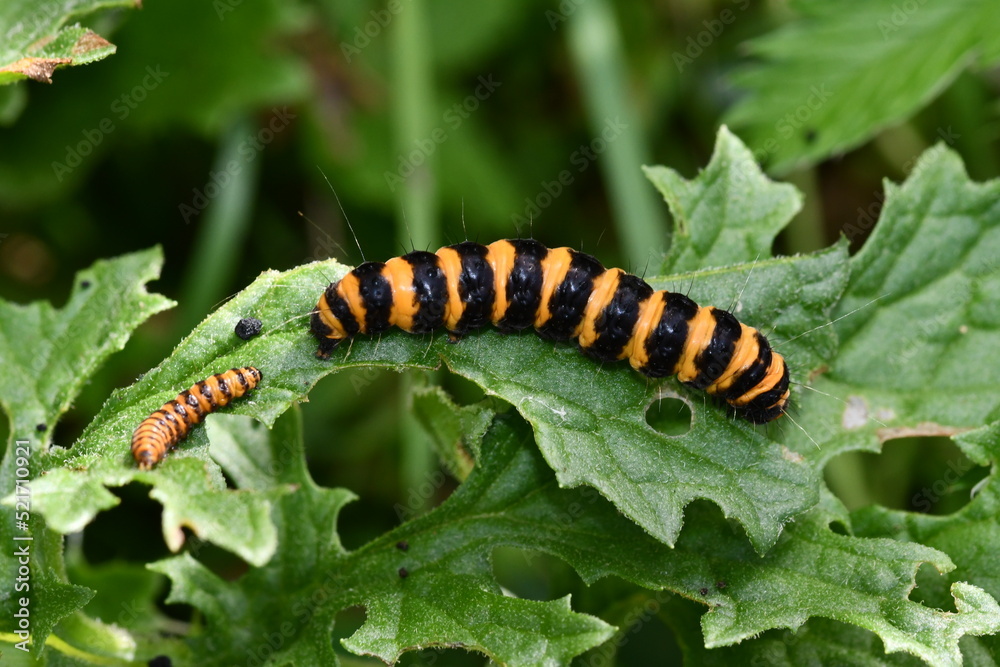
[310,240,789,423]
[131,367,262,469]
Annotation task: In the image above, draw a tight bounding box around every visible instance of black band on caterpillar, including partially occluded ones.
[310,240,789,423]
[131,367,262,470]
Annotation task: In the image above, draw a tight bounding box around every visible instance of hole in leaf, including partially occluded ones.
[82,482,170,565]
[302,370,399,491]
[393,647,484,666]
[440,370,486,405]
[579,587,683,665]
[491,546,577,601]
[336,497,406,552]
[332,605,366,651]
[912,560,954,610]
[49,404,88,451]
[181,529,249,582]
[644,395,692,436]
[332,607,481,666]
[827,519,850,536]
[825,435,987,514]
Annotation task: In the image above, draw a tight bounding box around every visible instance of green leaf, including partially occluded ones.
[725,0,997,173]
[12,129,1000,664]
[851,421,1000,621]
[26,260,336,566]
[346,582,611,665]
[411,385,492,480]
[643,125,802,273]
[152,403,1000,666]
[664,605,928,666]
[29,182,845,564]
[151,409,621,665]
[66,548,165,634]
[707,139,1000,663]
[0,246,173,437]
[833,146,1000,426]
[438,249,843,554]
[687,492,1000,666]
[0,247,172,654]
[0,0,139,85]
[295,132,847,556]
[26,567,96,658]
[301,239,846,555]
[795,143,1000,470]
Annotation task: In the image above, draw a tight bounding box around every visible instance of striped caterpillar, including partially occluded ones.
[310,240,789,423]
[131,367,262,469]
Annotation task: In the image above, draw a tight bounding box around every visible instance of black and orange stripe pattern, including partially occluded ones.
[131,367,262,469]
[310,240,789,423]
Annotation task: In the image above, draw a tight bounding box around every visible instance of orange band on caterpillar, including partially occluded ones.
[131,367,262,469]
[310,240,789,423]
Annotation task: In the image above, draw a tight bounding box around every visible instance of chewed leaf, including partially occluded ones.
[690,492,1000,667]
[151,410,621,666]
[0,1,140,85]
[0,247,172,653]
[9,128,1000,664]
[28,129,845,561]
[644,126,802,273]
[791,144,1000,473]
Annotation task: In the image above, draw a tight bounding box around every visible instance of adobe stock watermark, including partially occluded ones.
[911,455,977,513]
[728,82,834,178]
[213,0,243,19]
[544,0,587,30]
[511,116,628,227]
[383,75,501,193]
[878,0,929,39]
[51,65,169,182]
[672,0,751,72]
[178,107,297,223]
[393,468,449,521]
[340,0,411,63]
[10,439,33,652]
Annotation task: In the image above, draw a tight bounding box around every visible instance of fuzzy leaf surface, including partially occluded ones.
[644,125,802,273]
[153,409,626,666]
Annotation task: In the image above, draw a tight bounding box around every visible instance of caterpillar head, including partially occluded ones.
[311,286,350,359]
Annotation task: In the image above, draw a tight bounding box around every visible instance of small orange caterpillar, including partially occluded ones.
[131,367,262,470]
